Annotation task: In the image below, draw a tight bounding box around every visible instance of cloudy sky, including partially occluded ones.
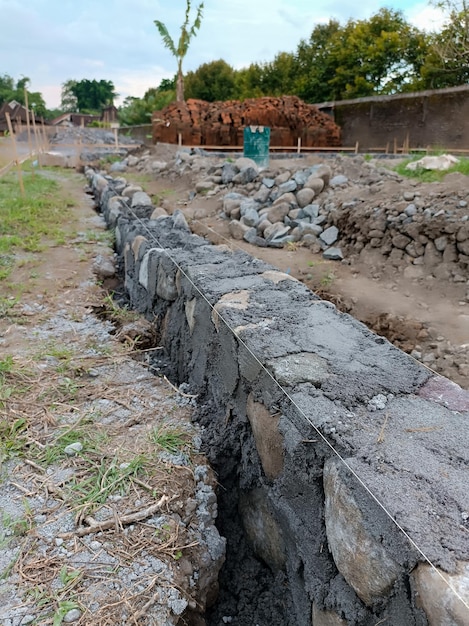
[1,0,446,109]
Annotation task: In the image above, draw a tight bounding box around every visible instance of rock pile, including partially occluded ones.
[152,96,341,148]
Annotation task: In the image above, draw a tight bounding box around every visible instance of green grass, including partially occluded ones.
[149,426,187,454]
[68,455,147,514]
[0,171,70,257]
[394,155,469,182]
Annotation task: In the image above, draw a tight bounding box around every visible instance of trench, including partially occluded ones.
[88,167,469,625]
[104,284,426,626]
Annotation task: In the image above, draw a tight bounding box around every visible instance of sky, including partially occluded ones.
[1,0,447,110]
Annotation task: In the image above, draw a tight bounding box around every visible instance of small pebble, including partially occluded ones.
[64,442,83,456]
[63,608,82,623]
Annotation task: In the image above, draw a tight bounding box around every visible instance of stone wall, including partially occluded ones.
[319,85,469,151]
[87,167,469,625]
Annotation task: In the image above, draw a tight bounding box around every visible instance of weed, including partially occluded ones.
[320,271,336,288]
[102,292,141,324]
[0,417,28,458]
[149,426,187,454]
[52,600,81,626]
[68,455,146,514]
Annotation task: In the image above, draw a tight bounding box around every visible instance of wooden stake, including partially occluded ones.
[355,141,359,154]
[5,112,25,197]
[114,127,118,149]
[31,113,42,168]
[24,89,34,178]
[178,132,182,147]
[297,137,301,154]
[41,118,49,152]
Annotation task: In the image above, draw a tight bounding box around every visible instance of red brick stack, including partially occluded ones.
[152,96,341,147]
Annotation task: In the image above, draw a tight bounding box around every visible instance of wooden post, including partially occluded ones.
[114,127,118,149]
[355,141,359,154]
[5,112,25,197]
[24,89,34,164]
[178,132,182,147]
[31,112,42,168]
[297,137,301,154]
[393,138,397,154]
[41,119,49,153]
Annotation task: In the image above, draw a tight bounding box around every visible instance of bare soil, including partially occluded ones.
[0,168,221,625]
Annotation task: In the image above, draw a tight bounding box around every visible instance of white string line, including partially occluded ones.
[117,196,469,612]
[189,218,446,380]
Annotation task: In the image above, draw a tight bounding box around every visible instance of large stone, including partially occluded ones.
[221,162,238,184]
[267,202,290,224]
[324,460,401,606]
[235,156,258,171]
[131,191,153,207]
[264,223,291,241]
[223,192,245,216]
[267,352,329,385]
[392,233,412,250]
[304,176,325,195]
[233,166,258,185]
[196,180,216,193]
[457,240,469,256]
[279,180,298,194]
[254,184,272,203]
[424,240,443,267]
[329,174,348,187]
[239,488,286,570]
[273,191,297,207]
[323,247,344,261]
[320,226,339,246]
[246,394,284,480]
[412,561,469,625]
[122,185,143,199]
[296,188,316,208]
[310,163,332,185]
[241,207,260,227]
[229,220,251,240]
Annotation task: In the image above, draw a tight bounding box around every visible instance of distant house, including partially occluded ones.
[50,106,118,128]
[0,100,45,135]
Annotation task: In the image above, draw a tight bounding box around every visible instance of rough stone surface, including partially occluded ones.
[324,460,402,606]
[413,561,469,625]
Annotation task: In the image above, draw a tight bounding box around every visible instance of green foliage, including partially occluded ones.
[118,81,176,125]
[0,173,68,256]
[149,426,187,454]
[154,0,204,101]
[60,78,117,113]
[185,59,237,101]
[0,74,47,116]
[420,0,469,88]
[295,9,429,102]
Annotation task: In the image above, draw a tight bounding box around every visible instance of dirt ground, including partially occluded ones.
[0,166,222,625]
[122,145,468,389]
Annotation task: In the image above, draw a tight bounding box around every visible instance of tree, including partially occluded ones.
[118,80,176,126]
[185,59,236,101]
[421,0,469,87]
[293,10,428,102]
[60,79,117,113]
[154,0,204,101]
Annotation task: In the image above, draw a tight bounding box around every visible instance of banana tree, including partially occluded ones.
[154,1,204,102]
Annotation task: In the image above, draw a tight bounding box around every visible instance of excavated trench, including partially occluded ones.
[107,282,435,626]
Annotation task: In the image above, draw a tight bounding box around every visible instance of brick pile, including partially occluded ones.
[152,96,341,147]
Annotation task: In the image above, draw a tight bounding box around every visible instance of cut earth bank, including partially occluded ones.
[88,146,469,625]
[117,145,469,391]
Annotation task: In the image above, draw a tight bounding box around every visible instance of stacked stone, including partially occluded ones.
[152,96,341,147]
[333,188,469,283]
